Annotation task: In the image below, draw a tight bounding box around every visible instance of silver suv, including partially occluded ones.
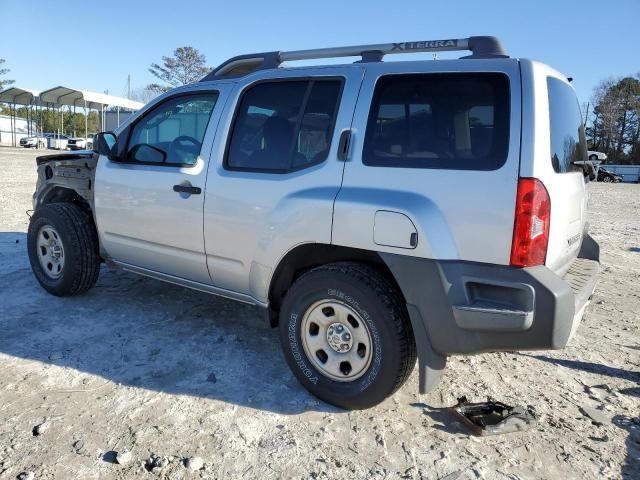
[27,37,600,409]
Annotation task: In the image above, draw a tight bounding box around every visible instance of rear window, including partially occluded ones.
[547,77,587,173]
[363,73,510,170]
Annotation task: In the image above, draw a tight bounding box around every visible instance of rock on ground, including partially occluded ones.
[185,456,204,471]
[32,421,49,436]
[115,450,133,465]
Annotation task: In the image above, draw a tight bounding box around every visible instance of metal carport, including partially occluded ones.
[0,87,44,146]
[39,86,144,139]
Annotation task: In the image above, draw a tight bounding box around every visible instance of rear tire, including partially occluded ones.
[27,203,100,296]
[278,262,416,410]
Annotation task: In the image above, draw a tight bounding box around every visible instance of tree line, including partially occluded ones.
[586,74,640,164]
[0,107,101,136]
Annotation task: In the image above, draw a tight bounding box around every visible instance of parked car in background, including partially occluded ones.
[67,134,96,150]
[600,164,640,183]
[597,167,622,183]
[588,151,607,162]
[20,135,46,148]
[20,132,56,148]
[45,133,71,150]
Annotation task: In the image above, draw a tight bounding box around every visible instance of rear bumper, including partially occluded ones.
[381,234,599,391]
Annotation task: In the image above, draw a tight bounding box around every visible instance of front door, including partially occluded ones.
[94,86,228,284]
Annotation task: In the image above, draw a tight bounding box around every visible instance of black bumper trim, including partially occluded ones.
[380,234,600,392]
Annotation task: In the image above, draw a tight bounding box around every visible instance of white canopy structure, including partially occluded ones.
[39,86,143,111]
[39,86,144,139]
[0,87,44,145]
[0,87,44,106]
[0,85,146,146]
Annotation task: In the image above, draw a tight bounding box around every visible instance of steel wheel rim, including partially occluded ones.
[301,300,373,382]
[36,225,65,279]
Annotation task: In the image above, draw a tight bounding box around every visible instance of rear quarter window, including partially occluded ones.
[547,77,587,173]
[363,73,510,170]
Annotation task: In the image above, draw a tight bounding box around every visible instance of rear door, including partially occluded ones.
[203,66,363,299]
[333,60,522,264]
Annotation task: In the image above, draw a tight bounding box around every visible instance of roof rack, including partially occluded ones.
[201,36,507,81]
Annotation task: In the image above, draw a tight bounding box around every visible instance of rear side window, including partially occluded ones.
[226,79,342,172]
[547,77,587,173]
[363,73,510,170]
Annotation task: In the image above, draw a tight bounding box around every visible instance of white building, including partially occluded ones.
[0,114,30,145]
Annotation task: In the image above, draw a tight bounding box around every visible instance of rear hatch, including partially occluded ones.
[520,62,588,276]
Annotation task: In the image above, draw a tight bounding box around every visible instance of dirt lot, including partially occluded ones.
[0,146,638,480]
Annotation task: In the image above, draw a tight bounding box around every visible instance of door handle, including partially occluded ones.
[337,129,351,161]
[173,184,201,195]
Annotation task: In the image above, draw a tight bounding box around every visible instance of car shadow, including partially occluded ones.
[0,232,338,415]
[613,415,640,480]
[409,402,468,435]
[518,353,640,384]
[618,387,640,398]
[517,351,640,479]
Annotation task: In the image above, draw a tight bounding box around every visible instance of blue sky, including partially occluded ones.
[1,0,638,105]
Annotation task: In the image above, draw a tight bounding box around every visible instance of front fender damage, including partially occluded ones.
[33,150,98,212]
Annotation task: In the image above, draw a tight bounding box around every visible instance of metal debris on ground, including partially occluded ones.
[450,396,537,436]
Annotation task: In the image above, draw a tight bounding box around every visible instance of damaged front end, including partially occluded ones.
[33,150,98,213]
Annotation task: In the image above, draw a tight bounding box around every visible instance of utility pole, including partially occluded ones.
[127,74,131,100]
[583,102,590,128]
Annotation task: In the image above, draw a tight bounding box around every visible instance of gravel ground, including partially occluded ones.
[0,146,638,480]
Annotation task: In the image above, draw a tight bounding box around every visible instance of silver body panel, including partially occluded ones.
[89,58,586,307]
[333,59,522,265]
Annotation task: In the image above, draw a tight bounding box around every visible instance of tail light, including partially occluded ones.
[510,178,551,267]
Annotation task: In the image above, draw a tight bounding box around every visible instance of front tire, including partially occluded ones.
[278,262,416,410]
[27,203,100,296]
